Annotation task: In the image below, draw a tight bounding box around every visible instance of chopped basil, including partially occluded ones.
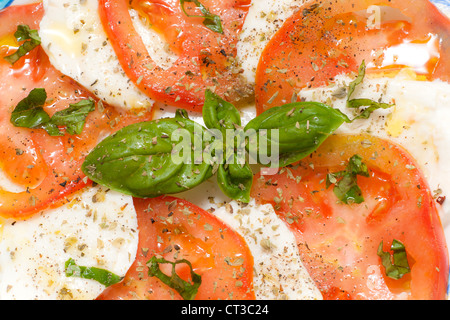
[4,25,41,65]
[147,256,202,300]
[347,60,366,101]
[377,240,411,280]
[326,154,370,204]
[10,88,95,136]
[346,60,394,120]
[180,0,224,34]
[50,98,96,135]
[10,88,54,131]
[347,98,393,120]
[64,258,122,287]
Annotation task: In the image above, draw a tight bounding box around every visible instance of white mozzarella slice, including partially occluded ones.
[177,179,322,300]
[39,0,153,110]
[0,185,138,300]
[299,73,450,228]
[214,200,322,300]
[237,0,305,84]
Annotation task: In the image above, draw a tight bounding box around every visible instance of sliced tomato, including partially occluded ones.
[251,134,449,300]
[255,0,450,113]
[0,3,153,219]
[98,0,252,112]
[97,196,255,300]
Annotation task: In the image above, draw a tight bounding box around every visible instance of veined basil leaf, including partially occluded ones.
[65,258,122,287]
[4,25,41,65]
[82,115,213,198]
[50,98,95,135]
[326,154,370,204]
[203,89,241,133]
[377,240,411,280]
[147,256,201,300]
[245,102,351,168]
[180,0,223,34]
[10,88,50,128]
[10,88,63,136]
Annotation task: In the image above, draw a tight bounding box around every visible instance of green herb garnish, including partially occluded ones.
[64,258,123,287]
[346,60,394,119]
[326,154,370,204]
[147,256,202,300]
[4,25,41,65]
[377,240,411,280]
[203,90,253,202]
[50,98,96,135]
[10,88,95,136]
[180,0,224,34]
[347,60,366,101]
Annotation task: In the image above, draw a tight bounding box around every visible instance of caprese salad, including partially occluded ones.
[0,0,449,301]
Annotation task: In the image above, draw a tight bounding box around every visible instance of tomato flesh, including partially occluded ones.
[97,196,255,300]
[0,3,153,219]
[251,134,449,300]
[255,0,450,113]
[98,0,252,112]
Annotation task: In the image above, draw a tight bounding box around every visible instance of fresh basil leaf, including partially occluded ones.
[147,256,201,300]
[217,158,253,203]
[65,258,122,287]
[180,0,224,34]
[203,89,241,134]
[4,25,41,65]
[377,240,411,280]
[326,154,369,204]
[245,102,351,168]
[10,88,63,136]
[50,98,95,135]
[82,115,213,198]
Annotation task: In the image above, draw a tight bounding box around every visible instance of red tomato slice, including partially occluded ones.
[251,134,449,300]
[255,0,450,113]
[0,3,153,220]
[97,196,255,300]
[98,0,252,112]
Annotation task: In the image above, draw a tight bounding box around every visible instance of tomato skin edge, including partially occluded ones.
[251,134,449,300]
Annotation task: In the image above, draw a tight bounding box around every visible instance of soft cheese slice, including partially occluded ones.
[0,185,138,300]
[39,0,153,110]
[177,180,322,300]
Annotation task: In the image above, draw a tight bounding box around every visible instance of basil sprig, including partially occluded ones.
[65,258,123,287]
[377,240,411,280]
[82,68,388,203]
[147,256,202,300]
[326,154,370,204]
[10,88,95,136]
[4,25,41,65]
[180,0,223,34]
[203,90,253,202]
